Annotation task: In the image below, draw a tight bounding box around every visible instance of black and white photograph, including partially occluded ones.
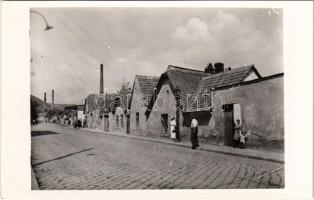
[29,7,285,190]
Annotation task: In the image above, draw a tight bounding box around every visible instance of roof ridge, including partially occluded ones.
[200,64,254,81]
[167,65,207,74]
[136,75,159,79]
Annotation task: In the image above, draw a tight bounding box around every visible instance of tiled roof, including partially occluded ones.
[190,65,261,110]
[166,65,210,110]
[197,65,259,92]
[137,75,159,99]
[145,65,211,112]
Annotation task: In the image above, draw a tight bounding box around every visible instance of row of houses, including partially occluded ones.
[83,62,284,152]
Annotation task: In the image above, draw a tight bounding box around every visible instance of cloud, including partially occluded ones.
[170,11,282,75]
[173,17,211,47]
[31,8,282,104]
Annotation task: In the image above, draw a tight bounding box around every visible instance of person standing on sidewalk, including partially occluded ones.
[233,119,242,148]
[191,118,199,149]
[170,116,176,141]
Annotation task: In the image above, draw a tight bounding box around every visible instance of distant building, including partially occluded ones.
[63,105,85,124]
[84,83,132,133]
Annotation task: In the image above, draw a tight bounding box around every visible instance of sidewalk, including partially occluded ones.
[80,127,284,164]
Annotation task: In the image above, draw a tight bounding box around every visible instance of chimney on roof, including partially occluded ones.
[214,62,224,74]
[204,63,215,74]
[225,67,232,71]
[100,64,104,94]
[51,89,54,110]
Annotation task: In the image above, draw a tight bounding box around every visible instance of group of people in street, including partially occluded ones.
[59,115,88,130]
[170,117,247,150]
[73,119,82,129]
[73,117,88,130]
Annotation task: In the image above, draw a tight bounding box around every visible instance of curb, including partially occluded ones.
[31,166,40,190]
[79,128,284,164]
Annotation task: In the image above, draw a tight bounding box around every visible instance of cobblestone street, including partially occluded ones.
[31,124,284,190]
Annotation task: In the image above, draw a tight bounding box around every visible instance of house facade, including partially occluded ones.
[145,65,210,138]
[144,63,284,151]
[129,75,159,136]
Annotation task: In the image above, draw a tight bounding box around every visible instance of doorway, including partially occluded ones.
[126,114,130,134]
[104,115,109,131]
[223,104,234,146]
[161,114,168,137]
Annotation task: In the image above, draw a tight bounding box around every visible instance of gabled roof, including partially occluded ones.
[190,65,262,110]
[137,75,159,99]
[196,64,261,92]
[128,75,159,109]
[166,65,210,109]
[145,65,211,114]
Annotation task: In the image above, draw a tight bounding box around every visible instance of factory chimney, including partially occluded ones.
[51,89,54,110]
[100,64,104,94]
[44,92,47,104]
[44,92,47,111]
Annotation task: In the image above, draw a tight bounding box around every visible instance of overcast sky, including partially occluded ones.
[30,7,282,104]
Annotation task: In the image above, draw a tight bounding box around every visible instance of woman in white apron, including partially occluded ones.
[170,116,176,141]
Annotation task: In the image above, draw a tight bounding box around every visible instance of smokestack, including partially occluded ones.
[51,89,54,110]
[44,92,47,104]
[100,64,104,94]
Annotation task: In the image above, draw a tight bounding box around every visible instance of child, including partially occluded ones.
[239,131,247,149]
[233,119,242,148]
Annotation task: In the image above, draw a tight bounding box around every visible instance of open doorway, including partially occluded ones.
[223,104,242,146]
[104,115,109,131]
[223,104,234,146]
[126,114,130,134]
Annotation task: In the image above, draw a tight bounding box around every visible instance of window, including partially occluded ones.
[116,115,119,128]
[136,112,139,128]
[113,97,121,109]
[120,114,124,128]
